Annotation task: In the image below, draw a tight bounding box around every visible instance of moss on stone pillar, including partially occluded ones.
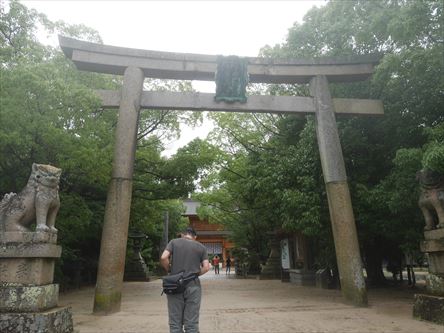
[93,291,122,314]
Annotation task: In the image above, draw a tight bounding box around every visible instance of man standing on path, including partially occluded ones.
[160,227,210,333]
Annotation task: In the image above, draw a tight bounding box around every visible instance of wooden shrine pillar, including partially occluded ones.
[310,75,367,306]
[93,66,144,314]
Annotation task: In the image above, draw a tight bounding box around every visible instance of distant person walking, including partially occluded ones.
[160,227,210,333]
[226,255,232,275]
[212,255,220,274]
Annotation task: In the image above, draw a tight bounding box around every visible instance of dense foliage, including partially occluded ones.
[0,1,214,287]
[1,0,442,288]
[196,0,443,284]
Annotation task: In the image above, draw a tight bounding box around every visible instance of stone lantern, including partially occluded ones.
[124,230,150,281]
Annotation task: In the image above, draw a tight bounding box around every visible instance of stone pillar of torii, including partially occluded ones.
[59,36,383,313]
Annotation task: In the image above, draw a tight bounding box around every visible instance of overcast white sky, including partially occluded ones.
[21,0,326,155]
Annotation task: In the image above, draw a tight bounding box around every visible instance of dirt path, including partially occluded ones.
[60,272,442,333]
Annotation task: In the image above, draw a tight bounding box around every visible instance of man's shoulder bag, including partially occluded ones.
[161,272,198,295]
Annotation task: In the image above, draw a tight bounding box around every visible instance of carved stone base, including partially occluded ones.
[0,258,56,285]
[259,239,281,280]
[0,284,59,312]
[0,306,73,333]
[426,273,444,296]
[0,241,61,285]
[428,253,444,275]
[281,269,290,282]
[413,294,444,325]
[421,229,444,275]
[0,242,61,258]
[124,259,150,281]
[0,231,57,244]
[424,228,444,240]
[289,269,316,286]
[316,268,331,289]
[259,256,281,279]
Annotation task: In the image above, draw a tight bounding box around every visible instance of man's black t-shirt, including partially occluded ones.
[166,238,208,275]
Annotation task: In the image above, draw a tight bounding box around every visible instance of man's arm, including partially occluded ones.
[199,259,210,276]
[160,249,171,273]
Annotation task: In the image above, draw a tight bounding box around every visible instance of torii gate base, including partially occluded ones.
[59,36,383,313]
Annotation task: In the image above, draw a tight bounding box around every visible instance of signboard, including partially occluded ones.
[281,239,290,269]
[215,55,248,103]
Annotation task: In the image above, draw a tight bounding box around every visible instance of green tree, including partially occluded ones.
[197,0,443,284]
[0,1,214,286]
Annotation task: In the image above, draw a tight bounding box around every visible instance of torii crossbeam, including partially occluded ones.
[59,36,383,313]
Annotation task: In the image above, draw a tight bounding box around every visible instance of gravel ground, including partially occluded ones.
[59,272,442,333]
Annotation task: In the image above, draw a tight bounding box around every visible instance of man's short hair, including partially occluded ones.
[183,226,197,237]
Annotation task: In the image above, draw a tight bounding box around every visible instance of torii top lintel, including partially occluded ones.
[59,36,381,84]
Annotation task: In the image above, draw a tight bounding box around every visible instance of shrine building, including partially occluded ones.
[183,199,235,265]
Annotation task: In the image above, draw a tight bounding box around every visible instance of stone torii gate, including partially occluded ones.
[59,36,383,314]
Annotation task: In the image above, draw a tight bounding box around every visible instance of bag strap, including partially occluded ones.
[169,240,175,269]
[182,272,199,283]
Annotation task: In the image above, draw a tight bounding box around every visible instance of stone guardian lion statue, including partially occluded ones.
[0,163,61,233]
[417,169,444,230]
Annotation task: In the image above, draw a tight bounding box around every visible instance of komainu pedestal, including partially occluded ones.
[413,169,444,325]
[0,164,73,332]
[0,232,74,332]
